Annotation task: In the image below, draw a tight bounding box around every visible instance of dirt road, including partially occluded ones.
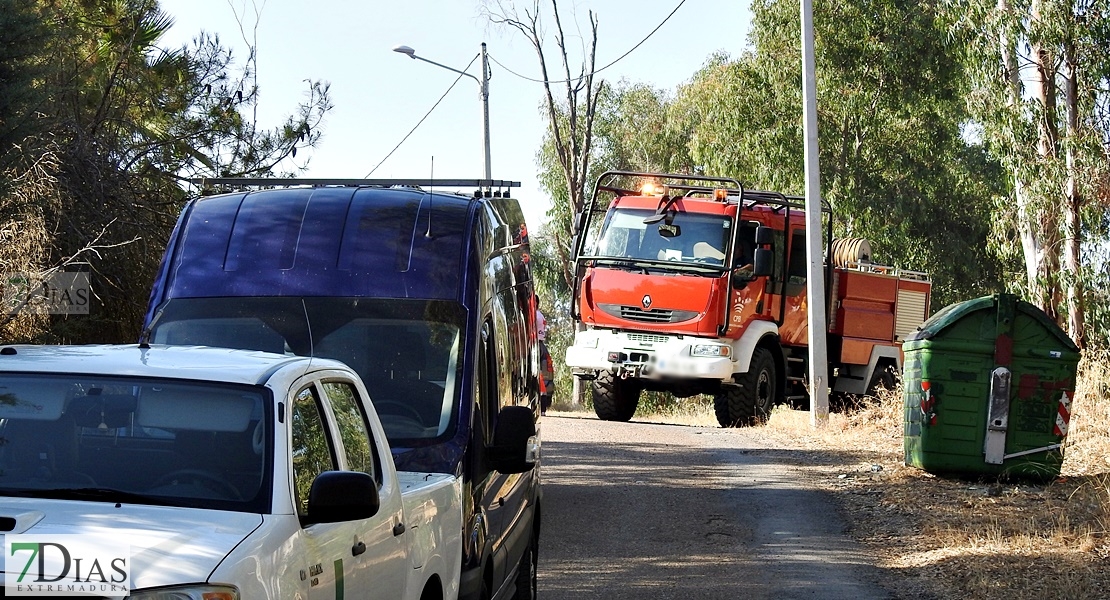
[537,415,896,599]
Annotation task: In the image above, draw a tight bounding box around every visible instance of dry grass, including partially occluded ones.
[754,354,1110,600]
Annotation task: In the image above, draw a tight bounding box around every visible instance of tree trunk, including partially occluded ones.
[1021,0,1063,321]
[1063,37,1084,346]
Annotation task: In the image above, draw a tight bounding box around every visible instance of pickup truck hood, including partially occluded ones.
[0,498,263,590]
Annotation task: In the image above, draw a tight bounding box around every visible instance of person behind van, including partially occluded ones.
[536,296,554,416]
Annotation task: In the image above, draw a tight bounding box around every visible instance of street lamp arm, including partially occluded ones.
[393,44,481,85]
[410,54,482,85]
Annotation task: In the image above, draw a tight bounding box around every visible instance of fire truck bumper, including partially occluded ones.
[564,329,734,381]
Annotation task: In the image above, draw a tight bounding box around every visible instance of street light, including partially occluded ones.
[392,43,492,182]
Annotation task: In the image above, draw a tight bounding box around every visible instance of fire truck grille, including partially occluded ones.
[628,333,669,344]
[598,303,697,323]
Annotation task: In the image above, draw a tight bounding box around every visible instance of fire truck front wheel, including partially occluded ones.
[714,348,776,427]
[592,371,641,422]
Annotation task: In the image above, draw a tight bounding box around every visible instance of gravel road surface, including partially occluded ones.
[537,415,895,599]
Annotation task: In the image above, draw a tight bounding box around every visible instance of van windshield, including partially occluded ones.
[148,298,464,446]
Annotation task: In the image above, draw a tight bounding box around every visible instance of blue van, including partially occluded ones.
[143,178,542,600]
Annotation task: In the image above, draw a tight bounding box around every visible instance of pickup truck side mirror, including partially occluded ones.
[489,405,540,475]
[305,470,380,524]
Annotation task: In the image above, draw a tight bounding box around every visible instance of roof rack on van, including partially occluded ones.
[188,177,522,197]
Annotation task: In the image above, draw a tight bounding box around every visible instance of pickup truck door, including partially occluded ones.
[290,382,407,599]
[318,380,408,599]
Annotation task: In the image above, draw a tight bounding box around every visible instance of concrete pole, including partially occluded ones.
[480,43,492,182]
[801,0,830,427]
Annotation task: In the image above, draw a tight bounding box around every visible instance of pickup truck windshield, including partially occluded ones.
[148,297,464,447]
[588,208,732,266]
[0,375,270,513]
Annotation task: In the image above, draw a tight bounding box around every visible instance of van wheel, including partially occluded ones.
[511,533,538,600]
[714,348,775,427]
[592,371,640,421]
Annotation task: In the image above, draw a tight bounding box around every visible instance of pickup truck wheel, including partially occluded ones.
[592,371,640,421]
[714,348,775,427]
[511,534,538,600]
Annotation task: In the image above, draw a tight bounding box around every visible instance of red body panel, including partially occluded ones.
[580,267,724,337]
[837,270,898,341]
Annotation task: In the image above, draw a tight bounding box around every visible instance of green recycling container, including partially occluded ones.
[903,294,1080,479]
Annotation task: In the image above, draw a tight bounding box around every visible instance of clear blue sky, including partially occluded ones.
[158,0,753,229]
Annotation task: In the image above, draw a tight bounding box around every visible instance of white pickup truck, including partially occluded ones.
[0,344,462,599]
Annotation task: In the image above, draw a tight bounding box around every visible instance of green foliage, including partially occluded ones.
[0,0,332,344]
[679,0,1009,309]
[940,0,1110,340]
[0,0,48,184]
[532,1,1009,312]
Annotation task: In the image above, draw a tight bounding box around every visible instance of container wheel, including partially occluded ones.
[714,348,776,427]
[592,371,640,421]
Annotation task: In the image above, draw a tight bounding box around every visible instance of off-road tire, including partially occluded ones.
[714,348,776,427]
[865,363,898,398]
[592,371,640,421]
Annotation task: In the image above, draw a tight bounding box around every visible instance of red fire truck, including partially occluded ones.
[565,171,932,427]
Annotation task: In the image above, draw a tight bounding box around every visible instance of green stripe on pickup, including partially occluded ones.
[334,559,344,599]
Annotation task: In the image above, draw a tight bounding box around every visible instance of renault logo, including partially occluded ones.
[642,295,652,309]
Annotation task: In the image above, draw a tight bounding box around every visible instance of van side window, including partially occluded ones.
[290,386,337,518]
[321,381,380,485]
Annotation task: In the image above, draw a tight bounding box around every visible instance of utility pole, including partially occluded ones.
[801,0,830,426]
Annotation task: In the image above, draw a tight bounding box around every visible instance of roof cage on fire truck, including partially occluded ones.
[586,171,831,217]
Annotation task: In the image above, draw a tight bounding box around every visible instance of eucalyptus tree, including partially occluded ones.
[672,0,1007,309]
[942,0,1110,346]
[0,0,332,343]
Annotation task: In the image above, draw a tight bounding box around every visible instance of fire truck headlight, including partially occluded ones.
[691,344,730,358]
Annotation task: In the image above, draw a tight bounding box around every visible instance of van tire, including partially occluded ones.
[592,371,640,421]
[511,532,537,600]
[714,348,775,427]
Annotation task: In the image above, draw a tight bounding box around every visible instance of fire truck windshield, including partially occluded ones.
[589,208,732,266]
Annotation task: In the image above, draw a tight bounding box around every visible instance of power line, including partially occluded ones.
[488,0,688,85]
[364,54,480,178]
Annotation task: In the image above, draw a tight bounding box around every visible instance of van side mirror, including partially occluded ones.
[489,405,539,474]
[753,248,773,277]
[305,471,380,524]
